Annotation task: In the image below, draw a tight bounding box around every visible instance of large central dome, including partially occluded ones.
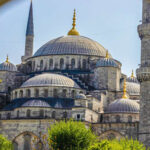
[33,36,109,57]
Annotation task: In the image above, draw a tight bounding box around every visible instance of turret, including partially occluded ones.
[22,0,34,62]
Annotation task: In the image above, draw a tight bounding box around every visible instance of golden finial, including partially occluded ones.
[131,70,134,78]
[122,79,128,99]
[0,79,2,83]
[68,9,80,36]
[105,50,109,59]
[5,55,9,63]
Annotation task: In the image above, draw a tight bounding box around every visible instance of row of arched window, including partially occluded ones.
[14,89,76,99]
[32,58,88,71]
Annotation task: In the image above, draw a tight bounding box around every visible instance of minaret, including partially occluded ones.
[136,0,150,147]
[22,0,34,62]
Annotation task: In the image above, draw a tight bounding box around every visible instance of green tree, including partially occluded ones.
[0,134,12,150]
[88,138,147,150]
[48,120,96,150]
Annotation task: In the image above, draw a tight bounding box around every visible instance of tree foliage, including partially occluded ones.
[0,134,12,150]
[48,120,96,150]
[88,138,147,150]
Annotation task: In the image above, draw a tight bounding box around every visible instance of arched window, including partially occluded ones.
[49,59,53,69]
[100,114,103,123]
[63,112,67,119]
[8,87,11,94]
[35,89,39,98]
[17,110,19,118]
[82,59,86,70]
[26,89,31,97]
[52,111,56,119]
[32,61,35,71]
[27,109,31,118]
[19,90,23,98]
[39,110,44,118]
[71,90,76,98]
[116,115,120,123]
[15,91,17,99]
[44,89,48,97]
[23,134,31,150]
[62,89,67,98]
[128,116,132,123]
[7,113,11,119]
[71,58,75,69]
[53,89,58,98]
[60,58,64,69]
[40,60,43,70]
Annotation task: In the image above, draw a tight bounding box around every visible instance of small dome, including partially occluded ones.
[22,100,50,107]
[76,93,86,99]
[0,61,17,72]
[121,82,140,96]
[127,76,138,83]
[33,36,111,57]
[96,58,118,68]
[21,73,80,88]
[106,98,140,113]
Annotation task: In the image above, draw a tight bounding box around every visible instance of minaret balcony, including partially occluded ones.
[138,23,150,39]
[136,67,150,82]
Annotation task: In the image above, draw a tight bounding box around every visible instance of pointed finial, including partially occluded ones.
[122,79,128,99]
[105,50,109,59]
[68,9,80,36]
[131,70,134,78]
[6,55,9,63]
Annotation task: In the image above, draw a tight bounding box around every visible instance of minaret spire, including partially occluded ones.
[26,0,34,36]
[22,0,34,62]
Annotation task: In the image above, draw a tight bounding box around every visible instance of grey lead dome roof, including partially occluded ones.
[22,100,50,108]
[106,98,140,113]
[0,62,17,72]
[96,58,118,68]
[33,36,110,57]
[21,73,80,88]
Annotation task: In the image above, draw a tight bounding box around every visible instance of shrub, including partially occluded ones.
[0,134,12,150]
[48,120,96,150]
[88,138,147,150]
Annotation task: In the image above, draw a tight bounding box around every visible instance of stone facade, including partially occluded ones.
[0,1,142,149]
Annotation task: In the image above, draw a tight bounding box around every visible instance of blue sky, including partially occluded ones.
[0,0,142,76]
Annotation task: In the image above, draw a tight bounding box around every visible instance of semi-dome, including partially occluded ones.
[106,98,140,113]
[0,57,17,72]
[21,73,80,88]
[33,36,111,57]
[22,100,50,107]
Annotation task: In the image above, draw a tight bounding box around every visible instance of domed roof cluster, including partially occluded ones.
[106,98,140,113]
[96,51,118,68]
[21,73,80,88]
[107,80,140,113]
[0,56,17,72]
[22,100,50,107]
[33,36,110,57]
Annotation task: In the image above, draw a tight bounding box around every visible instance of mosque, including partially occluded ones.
[0,1,143,149]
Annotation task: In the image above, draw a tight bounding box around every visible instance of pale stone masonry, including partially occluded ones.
[0,1,142,149]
